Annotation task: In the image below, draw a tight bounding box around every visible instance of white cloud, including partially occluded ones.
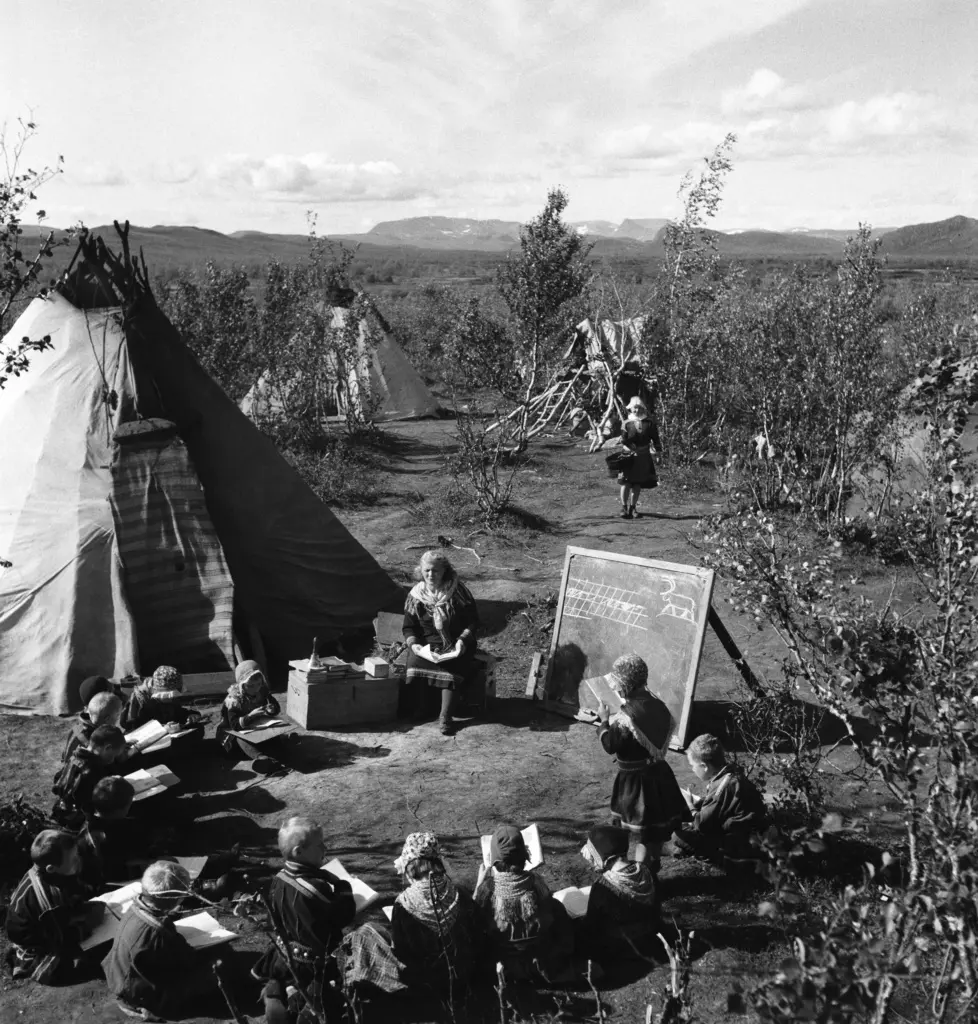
[721,68,810,114]
[821,93,947,146]
[70,163,127,186]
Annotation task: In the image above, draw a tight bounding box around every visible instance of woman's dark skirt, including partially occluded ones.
[611,757,691,842]
[405,647,477,691]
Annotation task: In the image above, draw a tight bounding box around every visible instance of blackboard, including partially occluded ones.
[545,547,715,750]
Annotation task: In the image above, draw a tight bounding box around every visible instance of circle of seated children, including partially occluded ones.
[9,654,771,1019]
[403,550,479,735]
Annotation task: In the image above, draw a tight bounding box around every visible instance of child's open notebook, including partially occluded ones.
[553,885,592,919]
[124,764,180,802]
[323,859,382,914]
[480,824,543,870]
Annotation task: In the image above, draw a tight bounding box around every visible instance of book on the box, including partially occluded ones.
[124,720,168,751]
[480,824,543,870]
[553,885,592,919]
[583,675,623,713]
[322,858,382,914]
[125,764,180,802]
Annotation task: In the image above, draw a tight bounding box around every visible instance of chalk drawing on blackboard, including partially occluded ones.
[657,576,697,624]
[563,578,649,632]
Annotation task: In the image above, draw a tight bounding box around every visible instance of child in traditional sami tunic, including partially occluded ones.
[52,725,129,828]
[61,691,131,765]
[473,824,575,986]
[390,831,481,992]
[216,660,281,758]
[123,665,203,734]
[102,860,218,1020]
[579,826,658,962]
[254,816,357,1024]
[674,733,768,872]
[5,830,100,982]
[78,776,141,887]
[596,654,690,868]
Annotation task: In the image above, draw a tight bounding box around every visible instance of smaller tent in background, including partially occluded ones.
[240,303,440,425]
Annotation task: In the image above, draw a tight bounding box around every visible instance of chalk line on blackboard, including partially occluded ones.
[657,575,697,623]
[563,578,649,632]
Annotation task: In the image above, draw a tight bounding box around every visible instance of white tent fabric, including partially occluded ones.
[0,295,139,713]
[240,306,440,423]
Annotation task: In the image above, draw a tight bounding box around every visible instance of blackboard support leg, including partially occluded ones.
[708,606,762,694]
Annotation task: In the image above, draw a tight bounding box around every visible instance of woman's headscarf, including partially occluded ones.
[394,832,461,929]
[405,552,473,632]
[234,660,265,688]
[626,397,650,423]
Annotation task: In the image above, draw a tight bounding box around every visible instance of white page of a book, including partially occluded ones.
[480,824,544,870]
[553,885,592,919]
[382,905,394,921]
[124,720,168,749]
[174,911,237,948]
[322,859,382,913]
[584,675,623,713]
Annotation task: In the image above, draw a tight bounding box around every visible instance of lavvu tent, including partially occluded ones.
[0,229,401,715]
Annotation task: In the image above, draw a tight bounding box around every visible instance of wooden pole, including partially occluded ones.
[707,606,762,694]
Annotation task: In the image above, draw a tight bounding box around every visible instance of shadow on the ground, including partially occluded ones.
[479,598,526,636]
[283,732,393,772]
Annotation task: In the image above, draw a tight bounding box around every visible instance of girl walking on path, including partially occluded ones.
[617,396,661,519]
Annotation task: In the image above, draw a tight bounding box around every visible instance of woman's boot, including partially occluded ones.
[619,504,631,519]
[438,688,456,734]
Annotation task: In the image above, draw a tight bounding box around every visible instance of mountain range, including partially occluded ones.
[17,215,978,270]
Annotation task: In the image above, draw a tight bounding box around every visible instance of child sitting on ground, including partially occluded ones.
[674,733,768,872]
[216,660,281,759]
[78,776,140,886]
[62,692,135,765]
[5,830,102,982]
[253,816,356,1024]
[578,826,658,963]
[123,665,203,734]
[473,824,575,986]
[102,860,219,1020]
[52,725,128,828]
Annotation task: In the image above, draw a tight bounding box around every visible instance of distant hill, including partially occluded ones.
[364,216,521,251]
[618,218,671,241]
[880,215,978,256]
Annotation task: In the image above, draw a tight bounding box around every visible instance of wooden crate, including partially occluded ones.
[287,670,401,729]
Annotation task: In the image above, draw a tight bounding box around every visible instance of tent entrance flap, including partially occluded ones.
[109,423,235,674]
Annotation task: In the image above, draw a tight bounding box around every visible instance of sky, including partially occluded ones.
[1,0,975,235]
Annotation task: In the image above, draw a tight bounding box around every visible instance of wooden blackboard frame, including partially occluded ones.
[545,546,715,750]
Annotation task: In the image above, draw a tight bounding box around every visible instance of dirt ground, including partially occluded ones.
[0,419,901,1023]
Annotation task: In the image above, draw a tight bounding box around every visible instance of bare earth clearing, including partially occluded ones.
[0,418,905,1024]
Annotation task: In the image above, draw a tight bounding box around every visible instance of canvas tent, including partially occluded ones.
[240,304,440,424]
[0,236,401,715]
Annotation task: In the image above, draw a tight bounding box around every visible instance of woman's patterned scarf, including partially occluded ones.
[406,576,472,632]
[611,693,674,759]
[598,859,656,904]
[476,867,545,932]
[397,872,461,930]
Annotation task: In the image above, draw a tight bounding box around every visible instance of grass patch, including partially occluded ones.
[282,430,391,507]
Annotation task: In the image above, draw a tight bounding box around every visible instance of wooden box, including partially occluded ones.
[363,656,390,678]
[287,670,400,729]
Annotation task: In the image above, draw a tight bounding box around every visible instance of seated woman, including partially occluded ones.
[390,832,482,993]
[578,826,658,963]
[596,654,691,868]
[473,825,574,986]
[403,551,479,735]
[216,661,281,760]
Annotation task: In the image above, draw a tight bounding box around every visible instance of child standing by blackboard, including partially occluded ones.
[596,654,690,869]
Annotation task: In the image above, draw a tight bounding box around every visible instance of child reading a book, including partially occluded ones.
[473,824,574,986]
[674,733,768,872]
[390,831,482,992]
[102,860,219,1020]
[5,830,102,983]
[61,692,133,765]
[123,665,203,735]
[579,826,658,962]
[596,654,690,870]
[216,660,281,758]
[254,816,356,1024]
[78,776,140,887]
[52,725,129,828]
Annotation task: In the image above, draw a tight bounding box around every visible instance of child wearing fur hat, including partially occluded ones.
[102,860,219,1020]
[473,824,575,985]
[579,826,658,961]
[674,733,768,872]
[391,831,482,992]
[216,661,281,758]
[596,654,691,869]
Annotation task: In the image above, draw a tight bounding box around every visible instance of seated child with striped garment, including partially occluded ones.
[123,665,203,734]
[62,691,135,765]
[102,860,218,1020]
[674,733,768,871]
[5,830,102,983]
[578,826,658,962]
[253,816,356,1024]
[473,824,575,986]
[52,725,128,828]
